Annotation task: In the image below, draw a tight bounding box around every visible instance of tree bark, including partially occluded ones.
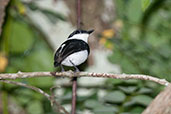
[0,0,10,35]
[143,84,171,114]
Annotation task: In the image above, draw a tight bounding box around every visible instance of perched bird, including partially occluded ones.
[54,29,94,72]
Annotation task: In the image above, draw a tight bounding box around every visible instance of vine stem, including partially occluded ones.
[71,77,77,114]
[71,0,82,113]
[0,79,69,114]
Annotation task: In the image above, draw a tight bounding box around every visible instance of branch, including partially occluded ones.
[0,0,10,35]
[0,71,170,86]
[0,80,69,114]
[143,83,171,114]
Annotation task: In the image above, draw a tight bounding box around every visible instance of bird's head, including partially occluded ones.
[68,29,94,42]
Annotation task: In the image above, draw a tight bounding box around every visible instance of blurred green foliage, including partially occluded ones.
[61,79,161,114]
[109,0,171,81]
[141,0,152,11]
[97,0,170,113]
[0,0,66,113]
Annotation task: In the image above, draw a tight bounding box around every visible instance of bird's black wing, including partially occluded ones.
[54,39,90,67]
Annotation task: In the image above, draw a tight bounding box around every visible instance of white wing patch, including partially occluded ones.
[59,44,66,53]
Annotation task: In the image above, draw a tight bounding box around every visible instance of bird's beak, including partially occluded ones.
[87,29,94,34]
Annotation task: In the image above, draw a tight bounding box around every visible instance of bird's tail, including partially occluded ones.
[54,61,60,67]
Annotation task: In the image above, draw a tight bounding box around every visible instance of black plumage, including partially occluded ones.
[54,39,90,67]
[68,29,94,38]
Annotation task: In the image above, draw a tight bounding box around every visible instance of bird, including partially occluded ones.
[54,29,94,72]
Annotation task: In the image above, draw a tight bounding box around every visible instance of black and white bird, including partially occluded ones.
[54,29,94,72]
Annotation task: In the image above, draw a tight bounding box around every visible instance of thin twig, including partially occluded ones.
[70,0,82,114]
[76,0,81,29]
[71,77,77,114]
[0,71,169,86]
[0,80,69,114]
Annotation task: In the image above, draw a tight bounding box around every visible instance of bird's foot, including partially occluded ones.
[50,72,57,76]
[75,67,80,72]
[69,60,80,72]
[60,65,65,72]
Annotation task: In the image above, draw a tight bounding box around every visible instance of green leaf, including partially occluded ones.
[9,20,34,53]
[120,113,131,114]
[130,106,144,113]
[16,88,34,96]
[60,92,72,100]
[93,105,118,114]
[27,101,43,114]
[121,61,140,74]
[16,95,31,105]
[158,45,171,58]
[146,32,161,47]
[141,0,151,11]
[127,0,142,23]
[123,100,136,107]
[118,86,137,94]
[138,87,152,94]
[133,95,153,106]
[108,51,122,64]
[23,49,53,71]
[84,100,103,109]
[13,88,44,105]
[27,77,53,88]
[104,91,126,103]
[145,82,158,89]
[106,79,123,85]
[123,80,139,84]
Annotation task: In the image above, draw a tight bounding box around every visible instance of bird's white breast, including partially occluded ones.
[61,50,88,67]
